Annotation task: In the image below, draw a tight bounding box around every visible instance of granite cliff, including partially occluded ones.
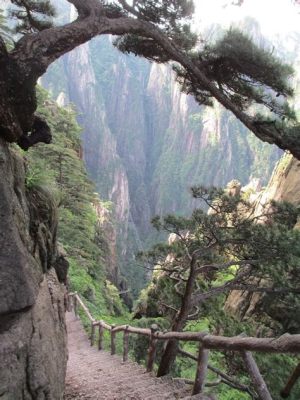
[225,154,300,333]
[41,33,282,293]
[38,2,300,295]
[0,139,68,399]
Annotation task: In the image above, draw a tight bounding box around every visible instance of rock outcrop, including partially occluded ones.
[254,154,300,211]
[0,138,68,399]
[225,154,300,333]
[41,34,281,292]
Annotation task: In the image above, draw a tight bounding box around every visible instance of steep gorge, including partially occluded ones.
[0,1,300,399]
[41,30,283,293]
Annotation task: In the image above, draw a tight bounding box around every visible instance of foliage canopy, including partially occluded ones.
[137,185,300,394]
[1,0,300,157]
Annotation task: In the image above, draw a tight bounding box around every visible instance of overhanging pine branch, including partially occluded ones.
[6,2,300,157]
[196,259,257,274]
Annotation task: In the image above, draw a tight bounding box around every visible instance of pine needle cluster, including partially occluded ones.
[175,28,295,120]
[115,0,197,62]
[10,0,55,34]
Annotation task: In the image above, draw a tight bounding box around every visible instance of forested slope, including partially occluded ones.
[26,86,127,316]
[42,17,291,293]
[132,182,300,399]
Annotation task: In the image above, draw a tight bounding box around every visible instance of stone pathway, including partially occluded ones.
[64,312,214,400]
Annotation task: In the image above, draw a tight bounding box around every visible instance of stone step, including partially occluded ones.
[143,386,192,400]
[134,383,192,399]
[98,372,156,389]
[65,312,214,400]
[160,375,188,389]
[92,363,145,375]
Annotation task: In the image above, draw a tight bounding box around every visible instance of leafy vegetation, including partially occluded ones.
[135,185,300,398]
[42,23,284,298]
[10,0,55,34]
[2,2,299,398]
[176,28,294,114]
[23,86,126,317]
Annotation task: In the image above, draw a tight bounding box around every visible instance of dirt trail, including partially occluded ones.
[64,312,213,400]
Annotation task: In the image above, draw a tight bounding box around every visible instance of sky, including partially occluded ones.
[193,0,300,115]
[194,0,300,36]
[4,0,298,37]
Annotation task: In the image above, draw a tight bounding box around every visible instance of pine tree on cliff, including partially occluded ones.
[139,185,300,376]
[1,0,300,157]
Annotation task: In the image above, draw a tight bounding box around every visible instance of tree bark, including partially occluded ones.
[157,257,197,377]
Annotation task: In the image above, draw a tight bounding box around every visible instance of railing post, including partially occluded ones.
[66,293,72,312]
[123,326,129,362]
[111,325,116,355]
[90,322,96,346]
[242,351,273,400]
[192,343,209,395]
[98,321,104,351]
[73,295,78,317]
[146,324,159,373]
[281,362,300,398]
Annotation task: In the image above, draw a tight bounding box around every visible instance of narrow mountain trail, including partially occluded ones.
[64,312,213,400]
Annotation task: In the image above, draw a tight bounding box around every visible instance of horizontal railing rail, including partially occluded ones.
[68,292,300,399]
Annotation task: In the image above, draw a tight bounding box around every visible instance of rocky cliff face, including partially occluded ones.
[255,155,300,208]
[0,139,68,399]
[42,38,281,292]
[41,8,286,292]
[225,155,300,333]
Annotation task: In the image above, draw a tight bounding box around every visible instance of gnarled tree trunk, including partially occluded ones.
[157,258,197,376]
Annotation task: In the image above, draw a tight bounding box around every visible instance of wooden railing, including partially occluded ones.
[68,292,300,399]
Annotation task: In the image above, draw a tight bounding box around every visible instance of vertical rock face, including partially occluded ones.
[0,139,67,399]
[255,155,300,208]
[63,41,131,240]
[93,199,118,284]
[54,40,134,289]
[225,155,300,332]
[0,140,39,314]
[41,15,283,290]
